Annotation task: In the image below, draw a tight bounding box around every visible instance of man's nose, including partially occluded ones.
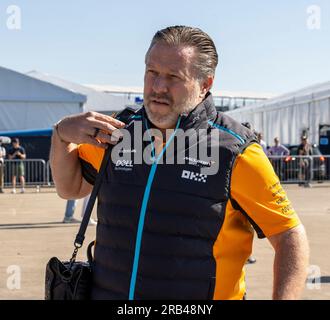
[152,76,168,94]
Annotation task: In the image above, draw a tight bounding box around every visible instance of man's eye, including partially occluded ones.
[170,74,180,79]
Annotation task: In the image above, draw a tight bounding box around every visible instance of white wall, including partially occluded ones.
[0,101,81,131]
[226,97,330,146]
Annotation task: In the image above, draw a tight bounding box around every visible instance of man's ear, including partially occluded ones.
[199,76,214,98]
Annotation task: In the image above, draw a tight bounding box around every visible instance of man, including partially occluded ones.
[257,132,267,154]
[0,137,6,193]
[8,137,26,193]
[62,197,97,225]
[268,137,290,157]
[298,135,312,157]
[298,135,313,186]
[62,199,80,223]
[50,26,309,300]
[268,137,290,180]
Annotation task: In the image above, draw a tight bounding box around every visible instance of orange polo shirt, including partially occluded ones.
[212,143,300,299]
[78,142,300,300]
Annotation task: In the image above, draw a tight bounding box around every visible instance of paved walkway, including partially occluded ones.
[0,184,329,300]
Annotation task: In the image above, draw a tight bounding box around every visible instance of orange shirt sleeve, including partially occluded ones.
[77,144,105,185]
[78,143,104,172]
[231,143,301,238]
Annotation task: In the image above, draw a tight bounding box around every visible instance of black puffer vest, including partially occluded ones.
[91,93,257,300]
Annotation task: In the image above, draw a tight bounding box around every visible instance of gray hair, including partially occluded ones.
[146,25,219,80]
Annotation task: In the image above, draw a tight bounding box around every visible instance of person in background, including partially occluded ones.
[62,199,80,223]
[268,137,290,157]
[63,196,97,225]
[257,132,267,154]
[0,138,6,193]
[8,138,26,194]
[297,135,313,186]
[267,137,289,180]
[298,135,312,156]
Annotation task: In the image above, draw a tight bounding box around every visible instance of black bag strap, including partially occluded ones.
[67,108,137,268]
[74,144,112,247]
[68,145,112,268]
[73,110,132,247]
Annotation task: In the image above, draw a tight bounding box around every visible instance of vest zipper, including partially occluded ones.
[128,116,181,300]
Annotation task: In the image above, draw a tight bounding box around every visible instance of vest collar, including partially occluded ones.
[179,92,217,130]
[141,92,217,131]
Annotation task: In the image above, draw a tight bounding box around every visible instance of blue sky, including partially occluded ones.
[0,0,329,95]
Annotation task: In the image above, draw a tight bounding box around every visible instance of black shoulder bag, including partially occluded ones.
[45,144,112,300]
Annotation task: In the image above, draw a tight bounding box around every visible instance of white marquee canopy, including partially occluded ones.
[0,66,86,131]
[226,81,330,146]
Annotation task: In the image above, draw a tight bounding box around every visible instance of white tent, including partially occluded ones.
[225,81,330,146]
[27,71,129,114]
[0,66,86,131]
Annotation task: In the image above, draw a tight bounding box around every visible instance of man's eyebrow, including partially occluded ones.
[145,62,156,68]
[168,69,182,75]
[145,63,187,77]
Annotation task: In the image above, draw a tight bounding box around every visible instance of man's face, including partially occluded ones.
[274,138,279,146]
[144,42,207,129]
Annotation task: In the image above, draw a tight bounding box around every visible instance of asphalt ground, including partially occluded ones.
[0,184,329,300]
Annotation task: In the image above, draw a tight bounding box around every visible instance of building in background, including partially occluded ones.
[3,65,329,158]
[0,66,131,160]
[0,66,133,133]
[27,71,129,116]
[225,81,330,149]
[0,66,86,132]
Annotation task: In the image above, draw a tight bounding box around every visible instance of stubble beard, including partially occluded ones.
[145,90,201,128]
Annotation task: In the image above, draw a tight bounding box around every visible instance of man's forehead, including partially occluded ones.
[146,43,196,72]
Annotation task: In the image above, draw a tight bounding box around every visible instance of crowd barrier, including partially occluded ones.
[1,156,330,188]
[3,159,47,187]
[268,155,330,184]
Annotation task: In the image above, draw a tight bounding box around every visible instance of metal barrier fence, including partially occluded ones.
[268,155,330,185]
[46,160,53,186]
[1,156,330,188]
[3,159,48,187]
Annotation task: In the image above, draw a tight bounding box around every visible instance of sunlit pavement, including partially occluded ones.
[0,185,329,300]
[245,184,330,300]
